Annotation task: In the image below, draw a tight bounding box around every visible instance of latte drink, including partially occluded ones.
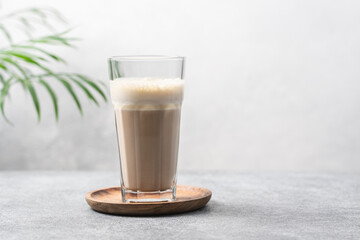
[110,78,184,198]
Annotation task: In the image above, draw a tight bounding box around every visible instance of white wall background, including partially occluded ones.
[1,0,360,171]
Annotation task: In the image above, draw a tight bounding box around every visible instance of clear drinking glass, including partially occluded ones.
[108,56,185,202]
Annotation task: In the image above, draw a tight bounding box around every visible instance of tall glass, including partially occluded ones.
[108,56,185,202]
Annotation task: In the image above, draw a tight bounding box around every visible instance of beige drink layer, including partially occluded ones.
[110,78,184,192]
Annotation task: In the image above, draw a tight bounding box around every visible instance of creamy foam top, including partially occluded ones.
[110,78,184,107]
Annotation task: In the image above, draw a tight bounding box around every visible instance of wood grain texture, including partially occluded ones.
[85,185,212,216]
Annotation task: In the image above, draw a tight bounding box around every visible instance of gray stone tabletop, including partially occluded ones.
[0,171,359,240]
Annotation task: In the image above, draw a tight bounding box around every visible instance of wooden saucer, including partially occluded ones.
[85,185,212,216]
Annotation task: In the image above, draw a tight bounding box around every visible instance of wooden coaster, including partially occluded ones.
[85,185,212,216]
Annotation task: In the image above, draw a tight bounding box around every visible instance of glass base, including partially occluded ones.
[121,185,176,203]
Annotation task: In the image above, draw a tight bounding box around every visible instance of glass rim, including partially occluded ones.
[108,55,184,61]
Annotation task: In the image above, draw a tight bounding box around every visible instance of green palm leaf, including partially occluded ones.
[76,74,107,102]
[29,32,78,47]
[38,78,58,121]
[2,52,52,80]
[67,74,99,106]
[0,78,12,123]
[52,75,82,115]
[0,64,7,70]
[3,50,48,62]
[12,45,67,64]
[1,57,28,78]
[1,58,28,88]
[0,7,107,123]
[0,24,12,43]
[25,79,41,121]
[19,17,32,30]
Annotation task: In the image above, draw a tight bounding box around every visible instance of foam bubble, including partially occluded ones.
[110,78,184,106]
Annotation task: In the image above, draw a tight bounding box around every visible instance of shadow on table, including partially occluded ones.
[135,201,269,219]
[89,200,227,218]
[88,200,272,219]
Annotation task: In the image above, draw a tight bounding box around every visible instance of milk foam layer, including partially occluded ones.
[110,78,184,107]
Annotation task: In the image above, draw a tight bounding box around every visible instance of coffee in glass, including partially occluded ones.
[108,56,185,202]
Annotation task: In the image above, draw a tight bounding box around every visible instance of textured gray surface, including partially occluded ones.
[0,171,359,239]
